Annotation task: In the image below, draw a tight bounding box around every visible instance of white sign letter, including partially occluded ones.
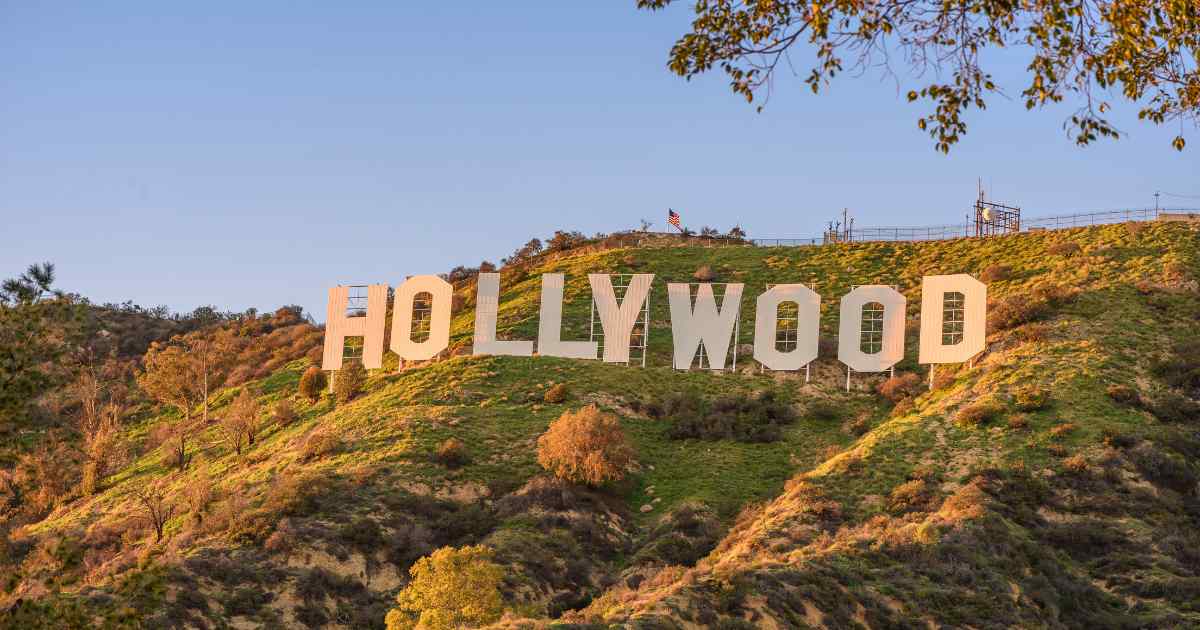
[838,285,906,372]
[918,274,986,364]
[589,274,655,363]
[473,273,533,357]
[753,284,819,371]
[537,273,597,359]
[390,275,453,362]
[322,284,388,370]
[668,283,743,370]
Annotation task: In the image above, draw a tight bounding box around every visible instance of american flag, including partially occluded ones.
[667,209,681,229]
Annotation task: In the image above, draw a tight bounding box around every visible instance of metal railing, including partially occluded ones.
[751,207,1198,247]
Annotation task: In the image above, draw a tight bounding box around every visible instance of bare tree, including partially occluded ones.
[132,483,175,543]
[215,389,259,457]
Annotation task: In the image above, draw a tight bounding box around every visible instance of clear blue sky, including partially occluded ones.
[2,2,1196,320]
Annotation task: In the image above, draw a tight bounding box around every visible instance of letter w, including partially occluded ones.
[667,283,744,370]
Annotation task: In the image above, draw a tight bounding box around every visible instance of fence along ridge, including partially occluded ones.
[749,206,1199,247]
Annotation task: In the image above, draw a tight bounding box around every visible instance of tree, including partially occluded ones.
[501,238,543,266]
[138,343,202,471]
[298,366,327,403]
[216,389,259,456]
[75,370,128,495]
[637,0,1198,151]
[384,545,504,630]
[333,361,367,404]
[184,330,239,425]
[728,225,747,239]
[132,483,175,543]
[536,405,635,487]
[0,262,84,429]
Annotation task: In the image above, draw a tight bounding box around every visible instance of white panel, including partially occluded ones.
[390,275,453,362]
[537,273,597,359]
[838,285,906,372]
[918,274,987,364]
[667,283,744,370]
[752,284,820,371]
[472,273,533,357]
[321,284,388,370]
[589,274,655,363]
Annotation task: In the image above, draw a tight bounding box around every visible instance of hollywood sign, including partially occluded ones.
[321,273,986,375]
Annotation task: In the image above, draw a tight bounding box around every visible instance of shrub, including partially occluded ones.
[1101,428,1137,449]
[185,474,214,525]
[1106,384,1141,407]
[955,400,1003,427]
[1013,386,1051,412]
[693,265,717,282]
[299,427,341,462]
[1148,390,1200,424]
[1048,241,1082,257]
[1007,414,1030,431]
[877,373,923,402]
[666,391,798,443]
[536,405,634,486]
[989,295,1049,331]
[1063,454,1090,473]
[847,415,871,436]
[1151,340,1200,395]
[1129,443,1198,493]
[298,366,327,403]
[979,264,1013,282]
[887,479,932,513]
[273,399,297,427]
[385,545,504,630]
[805,399,842,422]
[435,438,469,469]
[333,361,366,404]
[543,383,568,404]
[1048,422,1077,439]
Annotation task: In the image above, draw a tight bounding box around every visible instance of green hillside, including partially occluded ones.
[3,221,1199,629]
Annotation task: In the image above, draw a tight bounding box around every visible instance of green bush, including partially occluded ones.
[664,390,797,443]
[333,361,366,404]
[1148,391,1200,424]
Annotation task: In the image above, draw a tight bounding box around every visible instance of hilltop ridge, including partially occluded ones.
[2,220,1199,629]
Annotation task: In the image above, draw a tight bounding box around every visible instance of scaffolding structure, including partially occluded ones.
[974,192,1021,237]
[589,274,652,367]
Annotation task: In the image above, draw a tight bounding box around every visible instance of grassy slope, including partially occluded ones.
[5,221,1199,629]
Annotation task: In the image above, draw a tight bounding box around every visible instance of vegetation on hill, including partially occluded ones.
[1,220,1198,628]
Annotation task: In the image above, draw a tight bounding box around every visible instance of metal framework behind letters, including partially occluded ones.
[589,274,651,367]
[974,199,1021,237]
[341,285,370,360]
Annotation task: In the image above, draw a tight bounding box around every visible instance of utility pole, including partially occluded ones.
[1155,191,1161,212]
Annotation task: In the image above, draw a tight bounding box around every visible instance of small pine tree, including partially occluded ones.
[536,405,634,487]
[385,545,504,630]
[298,366,327,403]
[333,361,366,404]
